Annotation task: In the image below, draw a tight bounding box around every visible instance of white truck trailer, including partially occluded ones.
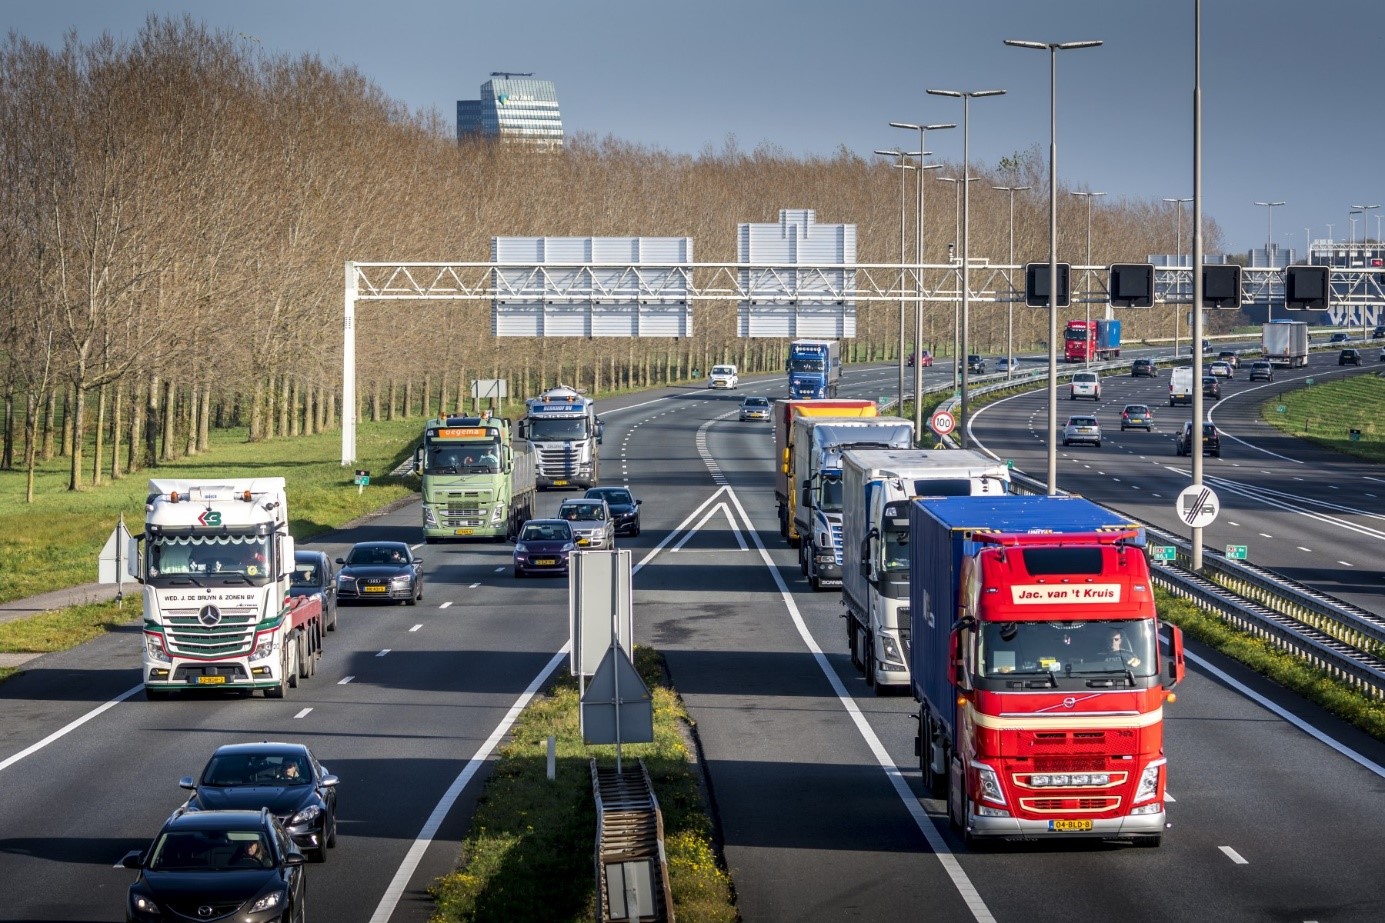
[792,417,914,591]
[1262,320,1309,368]
[134,478,323,700]
[840,449,1010,692]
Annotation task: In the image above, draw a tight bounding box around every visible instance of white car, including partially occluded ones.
[709,364,739,389]
[1069,371,1101,401]
[1207,361,1233,379]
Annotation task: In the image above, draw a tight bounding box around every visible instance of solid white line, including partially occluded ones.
[409,625,422,632]
[376,649,390,657]
[0,683,144,773]
[1219,846,1249,865]
[294,708,312,719]
[368,648,569,923]
[338,676,354,685]
[720,486,997,923]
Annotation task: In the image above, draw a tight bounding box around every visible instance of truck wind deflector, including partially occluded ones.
[971,529,1140,548]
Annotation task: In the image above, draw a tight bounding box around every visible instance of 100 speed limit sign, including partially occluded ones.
[930,410,956,436]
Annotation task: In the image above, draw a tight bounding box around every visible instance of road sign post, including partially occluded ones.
[1175,484,1220,529]
[1149,545,1177,563]
[930,410,956,438]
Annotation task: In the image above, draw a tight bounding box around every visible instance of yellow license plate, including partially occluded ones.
[1049,819,1093,832]
[197,675,227,685]
[576,538,590,546]
[553,480,568,486]
[535,558,556,565]
[454,528,473,535]
[363,585,387,593]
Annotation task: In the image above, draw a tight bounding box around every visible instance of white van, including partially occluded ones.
[1069,371,1101,401]
[1169,367,1194,406]
[709,364,739,389]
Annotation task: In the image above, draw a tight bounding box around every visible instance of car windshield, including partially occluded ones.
[348,545,408,566]
[521,523,570,542]
[1124,406,1148,415]
[712,366,734,375]
[1074,373,1097,383]
[592,489,631,505]
[202,752,310,786]
[743,398,769,407]
[1068,418,1096,427]
[148,830,272,871]
[562,505,603,521]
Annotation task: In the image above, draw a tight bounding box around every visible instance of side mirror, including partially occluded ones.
[411,557,424,565]
[284,853,307,868]
[413,447,423,476]
[636,499,643,506]
[320,774,339,788]
[121,851,144,870]
[335,557,346,565]
[178,775,196,790]
[1165,624,1186,688]
[948,625,970,691]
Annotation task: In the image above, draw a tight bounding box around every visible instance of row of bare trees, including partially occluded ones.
[0,17,1226,498]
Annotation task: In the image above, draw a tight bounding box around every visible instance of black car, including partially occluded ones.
[336,541,423,604]
[123,808,306,923]
[1248,361,1273,382]
[1330,332,1351,344]
[1202,375,1221,400]
[289,550,337,631]
[584,486,642,536]
[512,519,577,577]
[1339,348,1363,366]
[1176,420,1221,457]
[966,354,987,375]
[1131,358,1158,378]
[1373,325,1385,339]
[176,742,338,861]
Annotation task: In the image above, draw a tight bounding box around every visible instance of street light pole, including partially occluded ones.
[993,184,1031,379]
[1352,205,1380,337]
[1070,190,1106,367]
[938,175,975,391]
[891,121,953,436]
[927,88,1005,450]
[1164,196,1192,355]
[1254,201,1285,321]
[876,148,920,410]
[1005,37,1102,495]
[1349,209,1363,247]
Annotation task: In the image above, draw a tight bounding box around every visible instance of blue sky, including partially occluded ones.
[9,0,1384,255]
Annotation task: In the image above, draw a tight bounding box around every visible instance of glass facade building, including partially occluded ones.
[456,76,564,147]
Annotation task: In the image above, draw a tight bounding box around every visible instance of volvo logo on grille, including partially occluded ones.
[197,605,222,627]
[198,906,215,918]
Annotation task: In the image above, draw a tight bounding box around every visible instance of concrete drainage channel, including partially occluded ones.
[591,758,673,922]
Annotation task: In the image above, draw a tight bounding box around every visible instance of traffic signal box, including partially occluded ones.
[1025,263,1071,307]
[1283,265,1330,310]
[1108,263,1155,308]
[1203,264,1242,310]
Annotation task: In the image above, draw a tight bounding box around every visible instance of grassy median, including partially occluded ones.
[429,646,736,923]
[1259,370,1385,463]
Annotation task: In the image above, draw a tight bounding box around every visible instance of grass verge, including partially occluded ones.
[0,600,132,653]
[429,646,736,923]
[1258,371,1385,463]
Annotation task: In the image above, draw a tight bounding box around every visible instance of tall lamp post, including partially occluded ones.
[1070,190,1106,367]
[1164,196,1192,355]
[1004,38,1102,495]
[1254,201,1285,321]
[926,88,1006,450]
[876,148,920,410]
[1349,209,1364,247]
[993,184,1031,378]
[1353,205,1380,337]
[938,175,977,390]
[891,120,954,436]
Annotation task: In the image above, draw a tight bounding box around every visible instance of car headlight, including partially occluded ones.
[289,804,322,826]
[337,576,355,590]
[249,891,285,913]
[514,544,528,555]
[1134,759,1164,803]
[390,575,411,587]
[974,762,1007,805]
[130,889,161,915]
[145,635,171,664]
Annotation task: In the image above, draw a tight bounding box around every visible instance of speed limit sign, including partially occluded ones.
[930,410,956,436]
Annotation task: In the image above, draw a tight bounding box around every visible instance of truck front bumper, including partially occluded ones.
[967,808,1165,841]
[144,660,279,691]
[537,473,595,490]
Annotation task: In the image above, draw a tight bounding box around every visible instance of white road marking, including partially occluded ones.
[441,600,455,607]
[376,649,390,657]
[1259,533,1272,539]
[1298,547,1312,552]
[1219,846,1249,865]
[493,567,504,572]
[1228,521,1239,527]
[0,684,144,774]
[338,676,354,685]
[294,708,312,719]
[1340,561,1354,567]
[409,625,422,632]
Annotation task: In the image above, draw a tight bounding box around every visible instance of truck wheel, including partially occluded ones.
[778,507,788,538]
[287,637,300,689]
[848,620,861,670]
[864,636,876,688]
[266,649,289,699]
[799,544,808,576]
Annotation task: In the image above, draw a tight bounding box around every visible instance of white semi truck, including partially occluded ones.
[793,417,914,591]
[134,477,323,700]
[1262,320,1309,368]
[839,449,1010,692]
[518,385,604,489]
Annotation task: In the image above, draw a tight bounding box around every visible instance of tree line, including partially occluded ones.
[0,16,1226,499]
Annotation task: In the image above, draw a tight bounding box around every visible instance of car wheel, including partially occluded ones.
[514,567,524,579]
[327,811,338,848]
[327,604,337,632]
[1095,441,1102,448]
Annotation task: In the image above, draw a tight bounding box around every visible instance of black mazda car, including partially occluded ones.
[176,742,338,861]
[123,808,306,923]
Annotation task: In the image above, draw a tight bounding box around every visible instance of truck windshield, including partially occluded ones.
[147,533,273,586]
[425,441,500,473]
[979,619,1157,680]
[528,417,590,441]
[881,524,909,573]
[789,358,826,372]
[1064,328,1087,341]
[818,476,844,513]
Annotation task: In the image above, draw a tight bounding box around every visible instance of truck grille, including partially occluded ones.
[1015,728,1134,756]
[162,606,258,658]
[1020,796,1120,813]
[537,445,581,475]
[830,521,843,565]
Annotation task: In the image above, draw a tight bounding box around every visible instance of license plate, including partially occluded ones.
[454,528,473,535]
[535,558,556,565]
[363,585,387,593]
[197,675,227,685]
[553,479,568,486]
[1049,819,1093,832]
[576,538,589,546]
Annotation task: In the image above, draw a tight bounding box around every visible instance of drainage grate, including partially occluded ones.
[592,759,673,922]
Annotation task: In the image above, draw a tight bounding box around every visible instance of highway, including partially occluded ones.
[3,357,1385,922]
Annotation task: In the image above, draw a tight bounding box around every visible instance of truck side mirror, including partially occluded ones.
[1164,624,1186,688]
[596,419,604,444]
[413,446,423,476]
[517,420,528,439]
[948,625,970,691]
[279,536,296,579]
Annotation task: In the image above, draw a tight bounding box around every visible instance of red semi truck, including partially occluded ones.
[910,495,1185,847]
[1064,319,1121,362]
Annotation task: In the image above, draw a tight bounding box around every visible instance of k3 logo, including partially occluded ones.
[197,510,222,527]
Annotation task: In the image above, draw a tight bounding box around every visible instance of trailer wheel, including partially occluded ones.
[919,708,936,793]
[298,633,312,680]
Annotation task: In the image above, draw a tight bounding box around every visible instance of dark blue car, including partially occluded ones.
[512,519,576,578]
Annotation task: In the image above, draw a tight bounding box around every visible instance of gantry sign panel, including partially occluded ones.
[491,236,694,337]
[737,209,857,338]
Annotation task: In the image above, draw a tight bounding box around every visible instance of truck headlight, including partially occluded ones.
[144,635,171,664]
[880,633,905,667]
[1134,759,1164,803]
[251,634,276,661]
[974,762,1007,805]
[491,503,505,524]
[423,507,438,528]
